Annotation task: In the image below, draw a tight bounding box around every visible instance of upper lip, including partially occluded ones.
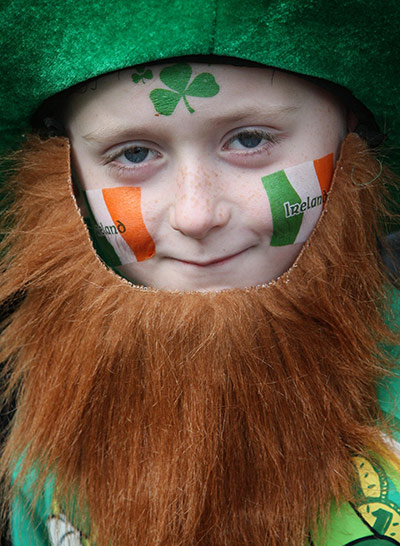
[174,249,246,267]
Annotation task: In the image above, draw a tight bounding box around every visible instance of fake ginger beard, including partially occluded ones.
[0,133,398,546]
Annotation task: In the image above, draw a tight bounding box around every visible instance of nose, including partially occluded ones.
[169,164,231,239]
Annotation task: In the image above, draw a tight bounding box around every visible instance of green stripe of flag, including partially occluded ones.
[82,191,122,268]
[262,170,303,246]
[84,217,122,268]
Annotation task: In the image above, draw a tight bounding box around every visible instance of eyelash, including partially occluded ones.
[105,145,159,164]
[223,129,281,155]
[103,145,160,177]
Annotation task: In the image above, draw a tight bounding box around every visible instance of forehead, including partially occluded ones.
[65,63,340,129]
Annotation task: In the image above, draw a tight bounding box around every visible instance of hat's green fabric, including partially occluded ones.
[1,0,399,170]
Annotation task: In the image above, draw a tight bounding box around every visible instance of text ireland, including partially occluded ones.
[283,191,327,218]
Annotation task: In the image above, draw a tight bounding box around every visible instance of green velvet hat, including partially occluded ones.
[1,0,399,171]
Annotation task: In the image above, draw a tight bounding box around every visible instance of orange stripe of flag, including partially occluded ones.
[314,153,334,206]
[102,187,156,262]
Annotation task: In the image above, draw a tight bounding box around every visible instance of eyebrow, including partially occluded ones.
[206,105,299,126]
[82,105,299,145]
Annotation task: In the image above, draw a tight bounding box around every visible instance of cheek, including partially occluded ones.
[311,105,347,157]
[239,180,274,235]
[261,153,334,247]
[139,185,171,245]
[84,186,156,266]
[267,243,304,274]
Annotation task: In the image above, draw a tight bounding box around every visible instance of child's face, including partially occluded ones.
[66,63,347,292]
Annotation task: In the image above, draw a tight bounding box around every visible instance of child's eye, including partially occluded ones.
[224,129,278,152]
[106,145,160,167]
[236,133,264,148]
[122,146,152,164]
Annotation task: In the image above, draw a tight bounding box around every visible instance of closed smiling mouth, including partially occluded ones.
[173,249,248,267]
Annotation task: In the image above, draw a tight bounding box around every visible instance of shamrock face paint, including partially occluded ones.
[131,66,154,84]
[150,63,220,115]
[66,63,347,291]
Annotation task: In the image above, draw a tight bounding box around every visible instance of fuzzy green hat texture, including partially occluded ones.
[1,0,399,171]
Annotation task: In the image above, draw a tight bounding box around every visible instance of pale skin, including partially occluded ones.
[65,63,348,292]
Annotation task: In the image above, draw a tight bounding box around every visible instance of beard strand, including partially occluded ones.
[0,133,398,545]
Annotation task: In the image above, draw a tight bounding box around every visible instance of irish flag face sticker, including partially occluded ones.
[261,153,334,246]
[84,186,156,266]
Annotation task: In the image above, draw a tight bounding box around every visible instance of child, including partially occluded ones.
[1,1,400,545]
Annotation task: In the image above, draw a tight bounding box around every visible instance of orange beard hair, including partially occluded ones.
[0,134,398,545]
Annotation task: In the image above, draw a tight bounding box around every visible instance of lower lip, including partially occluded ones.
[176,250,246,268]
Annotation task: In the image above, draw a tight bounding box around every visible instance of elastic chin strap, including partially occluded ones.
[42,117,66,138]
[347,109,385,148]
[303,73,386,148]
[354,123,386,148]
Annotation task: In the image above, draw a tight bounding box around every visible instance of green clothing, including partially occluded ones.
[11,450,400,545]
[10,290,400,545]
[377,288,400,443]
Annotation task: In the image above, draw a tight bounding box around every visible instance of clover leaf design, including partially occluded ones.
[131,66,154,84]
[149,63,220,116]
